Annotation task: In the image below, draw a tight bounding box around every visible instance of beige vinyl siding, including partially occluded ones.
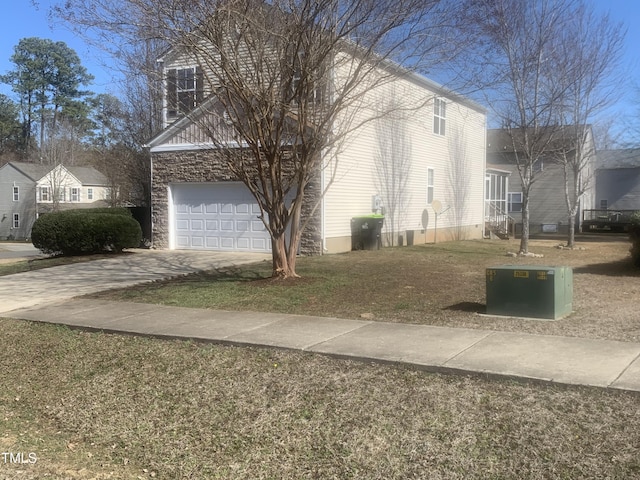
[322,62,486,244]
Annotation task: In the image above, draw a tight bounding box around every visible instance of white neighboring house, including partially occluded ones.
[147,39,487,254]
[0,161,111,240]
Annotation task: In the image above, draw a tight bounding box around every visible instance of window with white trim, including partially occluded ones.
[12,186,19,201]
[12,213,19,229]
[508,192,523,213]
[71,187,80,202]
[427,168,435,204]
[87,188,93,200]
[166,66,204,119]
[433,98,446,136]
[40,186,50,202]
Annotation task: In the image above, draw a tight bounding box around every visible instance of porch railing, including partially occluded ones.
[485,202,515,239]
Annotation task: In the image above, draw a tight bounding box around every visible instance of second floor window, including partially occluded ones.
[287,53,325,106]
[12,186,19,201]
[167,66,204,119]
[433,98,446,136]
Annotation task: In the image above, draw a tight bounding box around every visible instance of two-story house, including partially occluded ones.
[486,128,596,237]
[146,12,487,254]
[0,161,110,240]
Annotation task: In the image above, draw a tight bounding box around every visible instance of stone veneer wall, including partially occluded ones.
[151,149,322,255]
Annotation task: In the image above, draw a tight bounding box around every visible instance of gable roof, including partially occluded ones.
[66,166,108,185]
[5,161,54,181]
[4,161,108,185]
[596,149,640,170]
[487,126,593,155]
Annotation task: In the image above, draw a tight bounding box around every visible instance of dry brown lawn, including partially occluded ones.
[1,235,639,478]
[93,234,640,343]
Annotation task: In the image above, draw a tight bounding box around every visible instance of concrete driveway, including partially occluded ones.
[0,249,270,314]
[0,242,44,261]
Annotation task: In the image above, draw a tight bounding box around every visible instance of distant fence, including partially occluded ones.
[582,209,638,233]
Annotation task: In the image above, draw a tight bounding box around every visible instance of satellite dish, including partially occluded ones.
[421,209,429,229]
[432,199,442,214]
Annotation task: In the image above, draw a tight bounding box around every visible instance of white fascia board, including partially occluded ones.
[150,141,248,153]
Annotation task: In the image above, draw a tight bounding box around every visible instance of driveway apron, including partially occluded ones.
[0,250,269,314]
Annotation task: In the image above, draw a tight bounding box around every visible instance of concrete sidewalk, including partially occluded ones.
[7,298,640,393]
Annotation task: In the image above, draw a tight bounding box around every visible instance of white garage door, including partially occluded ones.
[171,182,271,252]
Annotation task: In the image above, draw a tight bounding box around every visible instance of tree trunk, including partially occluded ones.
[271,233,297,278]
[519,194,530,254]
[567,213,576,248]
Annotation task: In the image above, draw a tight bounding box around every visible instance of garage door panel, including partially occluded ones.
[191,236,204,247]
[205,220,218,231]
[220,220,234,231]
[176,219,189,231]
[251,220,266,232]
[176,235,190,247]
[172,183,273,252]
[252,238,269,250]
[236,203,249,214]
[221,237,234,248]
[205,237,220,248]
[236,220,249,232]
[191,219,204,230]
[221,203,233,214]
[251,204,262,215]
[205,203,218,214]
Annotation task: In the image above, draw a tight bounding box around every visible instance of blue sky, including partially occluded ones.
[0,0,118,96]
[0,0,638,142]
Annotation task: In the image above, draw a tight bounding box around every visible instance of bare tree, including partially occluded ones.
[461,0,576,253]
[54,0,459,278]
[374,97,411,247]
[550,4,625,247]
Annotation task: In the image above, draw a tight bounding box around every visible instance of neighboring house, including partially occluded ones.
[485,128,596,237]
[0,161,110,240]
[579,148,640,231]
[147,35,487,254]
[595,149,640,210]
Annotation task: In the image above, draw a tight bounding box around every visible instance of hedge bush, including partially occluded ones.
[32,209,142,256]
[630,211,640,267]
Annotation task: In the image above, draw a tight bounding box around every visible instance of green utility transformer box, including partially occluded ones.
[486,266,573,320]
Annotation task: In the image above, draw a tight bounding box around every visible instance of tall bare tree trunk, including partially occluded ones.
[519,193,530,254]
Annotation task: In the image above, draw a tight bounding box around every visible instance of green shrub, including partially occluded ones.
[32,209,142,256]
[629,212,640,267]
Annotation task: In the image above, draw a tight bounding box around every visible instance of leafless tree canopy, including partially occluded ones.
[459,0,625,252]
